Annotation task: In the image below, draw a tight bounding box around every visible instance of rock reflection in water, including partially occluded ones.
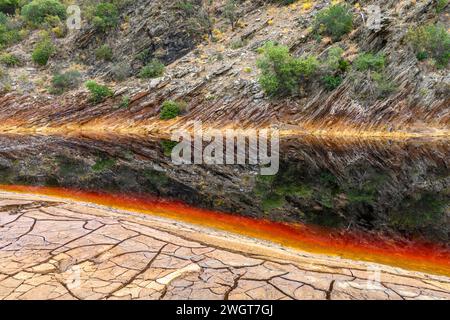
[0,134,448,245]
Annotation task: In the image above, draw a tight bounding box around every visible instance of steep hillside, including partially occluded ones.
[0,0,448,136]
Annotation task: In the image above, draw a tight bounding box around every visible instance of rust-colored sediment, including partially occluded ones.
[0,118,449,141]
[0,184,449,277]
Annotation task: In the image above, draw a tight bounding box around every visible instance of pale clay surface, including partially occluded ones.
[0,191,449,300]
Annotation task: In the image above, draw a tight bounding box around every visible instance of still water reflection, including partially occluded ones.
[0,134,448,246]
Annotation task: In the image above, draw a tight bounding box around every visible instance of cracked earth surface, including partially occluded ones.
[1,192,450,300]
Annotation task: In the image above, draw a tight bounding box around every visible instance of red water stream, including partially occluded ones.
[1,184,449,277]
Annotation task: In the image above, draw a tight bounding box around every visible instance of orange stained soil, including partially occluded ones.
[1,184,449,277]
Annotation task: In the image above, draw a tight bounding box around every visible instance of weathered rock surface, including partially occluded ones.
[0,0,448,135]
[1,191,449,300]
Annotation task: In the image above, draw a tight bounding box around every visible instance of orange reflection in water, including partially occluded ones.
[1,184,449,276]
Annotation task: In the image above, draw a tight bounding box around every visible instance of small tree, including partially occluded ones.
[256,42,318,96]
[354,53,386,72]
[223,0,238,30]
[0,14,21,47]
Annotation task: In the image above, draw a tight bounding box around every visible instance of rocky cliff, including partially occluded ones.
[0,0,448,136]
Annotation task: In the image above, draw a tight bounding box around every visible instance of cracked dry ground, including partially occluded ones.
[1,192,450,300]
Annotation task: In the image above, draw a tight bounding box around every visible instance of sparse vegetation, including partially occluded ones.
[50,70,81,94]
[230,37,247,49]
[436,0,448,13]
[223,0,239,30]
[138,59,165,78]
[314,4,353,41]
[256,41,318,96]
[325,46,350,72]
[185,8,213,38]
[160,100,181,120]
[371,72,396,98]
[407,23,449,68]
[352,52,396,99]
[119,95,130,108]
[0,52,20,66]
[111,62,131,81]
[0,14,21,48]
[85,80,113,104]
[95,44,113,61]
[175,1,196,16]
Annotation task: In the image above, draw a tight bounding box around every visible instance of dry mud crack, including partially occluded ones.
[0,191,449,300]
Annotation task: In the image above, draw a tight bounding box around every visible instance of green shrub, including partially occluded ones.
[436,0,448,13]
[230,38,247,49]
[160,100,181,120]
[160,140,178,157]
[371,72,396,98]
[50,70,81,94]
[21,0,66,25]
[92,2,119,31]
[314,4,353,41]
[407,23,449,68]
[322,75,342,90]
[92,157,116,172]
[0,0,19,15]
[119,95,130,108]
[32,36,55,65]
[85,80,113,104]
[0,52,20,66]
[416,51,428,61]
[354,52,385,71]
[43,14,62,28]
[0,12,7,24]
[256,41,319,96]
[0,14,21,48]
[175,1,196,16]
[95,44,113,61]
[138,59,165,78]
[0,24,20,46]
[325,46,350,72]
[111,62,131,81]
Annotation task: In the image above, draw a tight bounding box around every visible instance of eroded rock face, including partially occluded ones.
[72,0,212,76]
[0,0,448,134]
[1,192,449,300]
